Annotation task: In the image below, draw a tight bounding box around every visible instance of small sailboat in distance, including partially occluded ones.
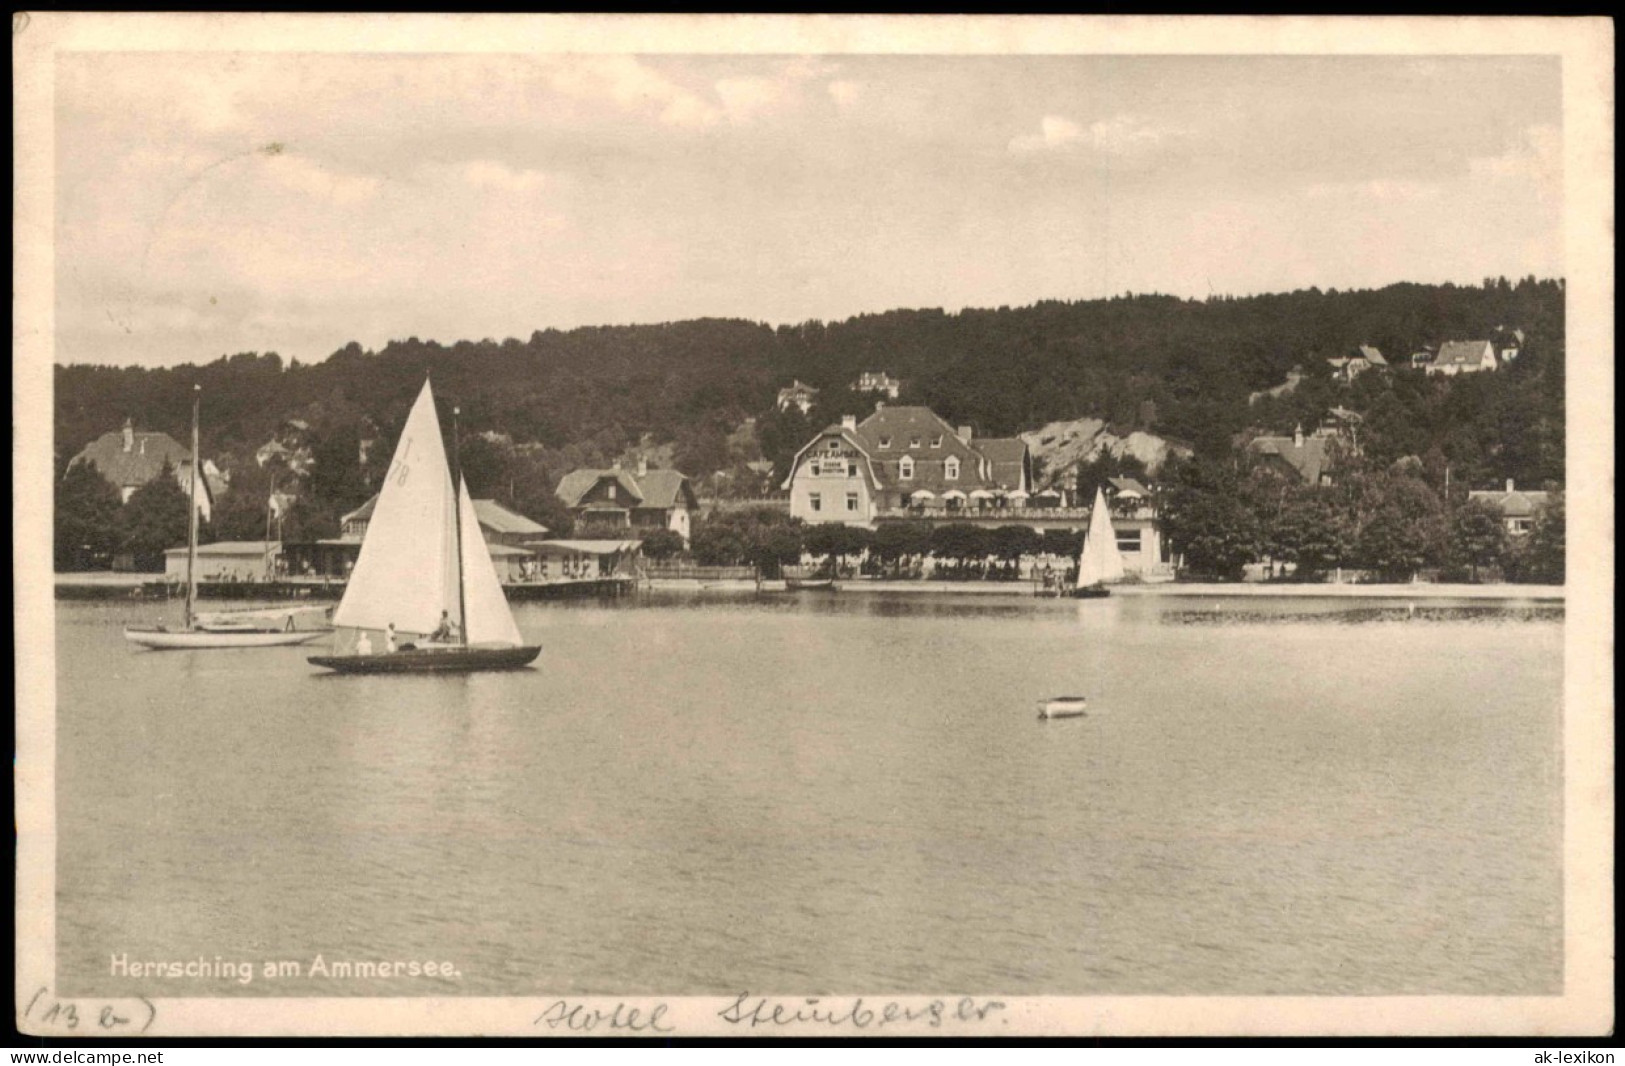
[1072,485,1125,599]
[308,379,541,674]
[125,385,327,650]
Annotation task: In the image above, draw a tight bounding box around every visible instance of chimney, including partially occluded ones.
[1506,478,1515,493]
[841,415,857,432]
[637,455,648,478]
[1293,423,1304,448]
[957,425,973,443]
[122,418,134,452]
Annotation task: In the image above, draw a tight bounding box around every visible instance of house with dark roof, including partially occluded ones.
[1327,345,1388,384]
[1467,480,1555,536]
[775,379,821,414]
[780,405,1031,527]
[67,418,217,521]
[1246,424,1339,486]
[1425,340,1499,376]
[555,457,699,545]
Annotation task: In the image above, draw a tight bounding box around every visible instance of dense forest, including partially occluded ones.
[55,277,1565,571]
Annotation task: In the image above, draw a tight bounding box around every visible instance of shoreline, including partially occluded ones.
[645,577,1565,601]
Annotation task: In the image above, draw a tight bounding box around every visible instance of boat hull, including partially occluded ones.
[785,579,838,592]
[125,627,325,650]
[1072,585,1112,599]
[308,644,542,674]
[1039,696,1089,719]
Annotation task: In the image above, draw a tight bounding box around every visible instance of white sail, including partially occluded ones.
[1076,486,1126,589]
[457,477,524,647]
[333,381,461,636]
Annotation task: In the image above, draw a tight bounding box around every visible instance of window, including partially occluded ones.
[828,441,841,451]
[879,436,891,449]
[608,484,616,500]
[899,457,914,480]
[809,493,822,512]
[809,460,820,476]
[846,493,858,512]
[1116,530,1142,554]
[910,437,921,449]
[847,462,858,477]
[932,435,943,448]
[945,457,960,480]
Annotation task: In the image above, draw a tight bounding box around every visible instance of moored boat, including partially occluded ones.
[307,380,542,674]
[1039,695,1088,719]
[125,385,331,650]
[784,577,838,591]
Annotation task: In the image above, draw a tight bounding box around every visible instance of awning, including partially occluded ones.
[1007,490,1031,500]
[941,489,967,500]
[530,539,642,555]
[967,489,995,500]
[909,489,936,500]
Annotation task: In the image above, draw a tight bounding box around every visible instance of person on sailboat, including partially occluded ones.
[430,610,459,644]
[385,624,397,653]
[356,631,373,656]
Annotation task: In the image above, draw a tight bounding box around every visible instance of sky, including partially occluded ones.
[54,53,1563,368]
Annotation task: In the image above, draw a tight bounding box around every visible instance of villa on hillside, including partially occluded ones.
[775,379,820,414]
[851,371,901,399]
[555,458,698,545]
[67,418,222,521]
[1425,340,1499,376]
[1327,345,1388,384]
[1247,424,1342,486]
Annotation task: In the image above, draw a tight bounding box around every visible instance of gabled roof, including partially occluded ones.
[342,492,548,533]
[69,428,192,490]
[1106,476,1150,497]
[1466,488,1553,519]
[786,406,1028,494]
[1357,345,1388,366]
[1432,340,1496,368]
[472,498,549,535]
[1247,434,1334,485]
[556,467,693,510]
[555,468,644,508]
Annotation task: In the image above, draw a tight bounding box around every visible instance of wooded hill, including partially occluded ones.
[55,276,1565,515]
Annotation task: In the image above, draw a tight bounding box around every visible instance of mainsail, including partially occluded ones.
[1076,486,1126,589]
[332,382,462,639]
[457,476,524,647]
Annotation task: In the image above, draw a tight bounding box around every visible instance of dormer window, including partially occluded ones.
[945,457,960,480]
[899,457,914,480]
[878,436,891,449]
[909,437,921,449]
[932,435,943,448]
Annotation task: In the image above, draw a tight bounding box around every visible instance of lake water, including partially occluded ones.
[55,591,1563,997]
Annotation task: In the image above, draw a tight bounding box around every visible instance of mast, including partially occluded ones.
[451,400,468,646]
[184,384,201,629]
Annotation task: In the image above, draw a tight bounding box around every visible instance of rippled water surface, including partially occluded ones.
[56,592,1563,996]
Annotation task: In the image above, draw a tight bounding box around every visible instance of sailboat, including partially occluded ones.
[308,380,541,674]
[1072,485,1125,599]
[124,386,328,650]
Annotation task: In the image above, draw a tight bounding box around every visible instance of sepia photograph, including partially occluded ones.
[13,14,1613,1039]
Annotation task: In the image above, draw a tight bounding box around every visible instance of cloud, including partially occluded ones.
[1008,114,1175,158]
[542,56,721,129]
[1304,179,1441,203]
[1468,124,1561,188]
[460,160,546,194]
[827,79,861,109]
[715,76,786,123]
[264,152,381,206]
